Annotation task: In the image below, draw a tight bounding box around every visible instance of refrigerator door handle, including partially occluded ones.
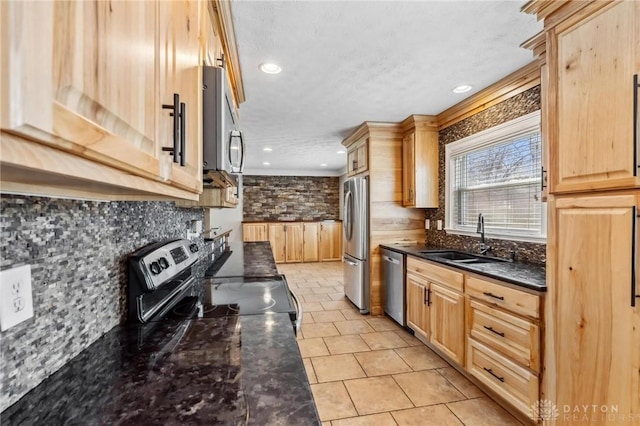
[342,256,358,266]
[344,191,353,240]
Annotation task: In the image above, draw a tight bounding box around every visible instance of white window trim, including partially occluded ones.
[444,110,546,244]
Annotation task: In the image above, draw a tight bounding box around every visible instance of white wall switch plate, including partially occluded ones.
[425,219,430,230]
[0,265,34,331]
[437,220,443,230]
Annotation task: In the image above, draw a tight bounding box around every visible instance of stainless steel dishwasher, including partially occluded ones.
[380,248,405,326]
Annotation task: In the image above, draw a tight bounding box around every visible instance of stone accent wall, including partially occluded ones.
[243,176,340,221]
[425,86,546,265]
[0,195,205,411]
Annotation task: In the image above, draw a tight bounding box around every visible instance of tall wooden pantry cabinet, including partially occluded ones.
[524,1,640,423]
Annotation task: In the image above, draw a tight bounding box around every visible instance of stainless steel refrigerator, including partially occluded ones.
[342,175,369,314]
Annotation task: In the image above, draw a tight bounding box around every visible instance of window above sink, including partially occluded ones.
[444,111,546,243]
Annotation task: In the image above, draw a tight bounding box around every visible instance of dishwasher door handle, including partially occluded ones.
[382,255,400,265]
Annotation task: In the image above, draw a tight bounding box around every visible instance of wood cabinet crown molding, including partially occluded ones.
[399,114,438,135]
[435,61,541,130]
[211,0,245,105]
[342,121,402,148]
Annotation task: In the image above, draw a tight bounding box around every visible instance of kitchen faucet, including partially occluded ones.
[476,213,491,255]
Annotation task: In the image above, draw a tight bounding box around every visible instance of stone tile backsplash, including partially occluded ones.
[425,86,546,265]
[0,195,205,411]
[243,175,340,221]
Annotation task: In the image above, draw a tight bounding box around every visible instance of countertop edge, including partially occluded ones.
[380,244,546,292]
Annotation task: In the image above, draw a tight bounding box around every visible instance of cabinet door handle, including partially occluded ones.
[483,291,504,301]
[352,159,358,170]
[634,74,639,176]
[541,166,547,190]
[426,288,431,306]
[483,367,505,383]
[409,188,413,202]
[633,206,638,307]
[162,93,180,163]
[179,101,186,166]
[483,325,505,337]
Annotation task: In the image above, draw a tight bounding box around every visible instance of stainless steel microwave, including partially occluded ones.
[202,66,245,174]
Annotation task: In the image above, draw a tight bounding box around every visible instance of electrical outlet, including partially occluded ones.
[0,265,34,331]
[437,220,443,230]
[425,219,430,230]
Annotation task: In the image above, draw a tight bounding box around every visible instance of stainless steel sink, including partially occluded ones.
[419,250,508,264]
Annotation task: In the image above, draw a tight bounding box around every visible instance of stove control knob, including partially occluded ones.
[149,261,162,275]
[158,257,169,269]
[189,244,199,253]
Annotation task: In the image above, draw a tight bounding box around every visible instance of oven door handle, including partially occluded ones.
[289,288,303,333]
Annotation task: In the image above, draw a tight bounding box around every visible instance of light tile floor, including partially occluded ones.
[279,262,523,426]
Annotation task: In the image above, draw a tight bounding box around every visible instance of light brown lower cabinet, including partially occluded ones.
[243,221,342,264]
[406,257,465,364]
[547,193,640,422]
[405,256,543,423]
[284,223,303,263]
[242,223,268,242]
[429,282,465,365]
[267,223,286,263]
[303,223,319,262]
[467,338,539,418]
[319,222,342,261]
[406,272,430,341]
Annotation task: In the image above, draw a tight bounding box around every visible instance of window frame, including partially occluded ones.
[444,110,546,243]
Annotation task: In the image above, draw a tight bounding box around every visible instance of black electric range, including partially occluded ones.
[128,239,300,333]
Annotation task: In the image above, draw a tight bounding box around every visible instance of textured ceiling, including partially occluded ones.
[231,0,542,176]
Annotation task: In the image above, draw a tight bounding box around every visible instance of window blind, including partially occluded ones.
[450,131,542,235]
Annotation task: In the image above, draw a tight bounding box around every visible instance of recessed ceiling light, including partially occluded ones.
[263,162,270,166]
[453,84,473,94]
[263,147,273,152]
[259,63,282,74]
[337,150,345,154]
[320,163,327,167]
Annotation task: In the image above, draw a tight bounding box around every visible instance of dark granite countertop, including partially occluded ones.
[380,243,546,292]
[2,242,320,425]
[205,241,280,278]
[1,312,318,425]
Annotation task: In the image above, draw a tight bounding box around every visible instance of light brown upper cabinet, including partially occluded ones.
[159,0,203,194]
[400,115,439,208]
[0,1,204,200]
[319,222,342,261]
[346,138,369,177]
[545,1,640,193]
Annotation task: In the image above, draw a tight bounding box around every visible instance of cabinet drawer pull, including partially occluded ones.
[482,292,504,301]
[633,206,638,307]
[483,367,505,383]
[162,93,180,164]
[483,326,505,337]
[179,101,186,166]
[633,74,639,176]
